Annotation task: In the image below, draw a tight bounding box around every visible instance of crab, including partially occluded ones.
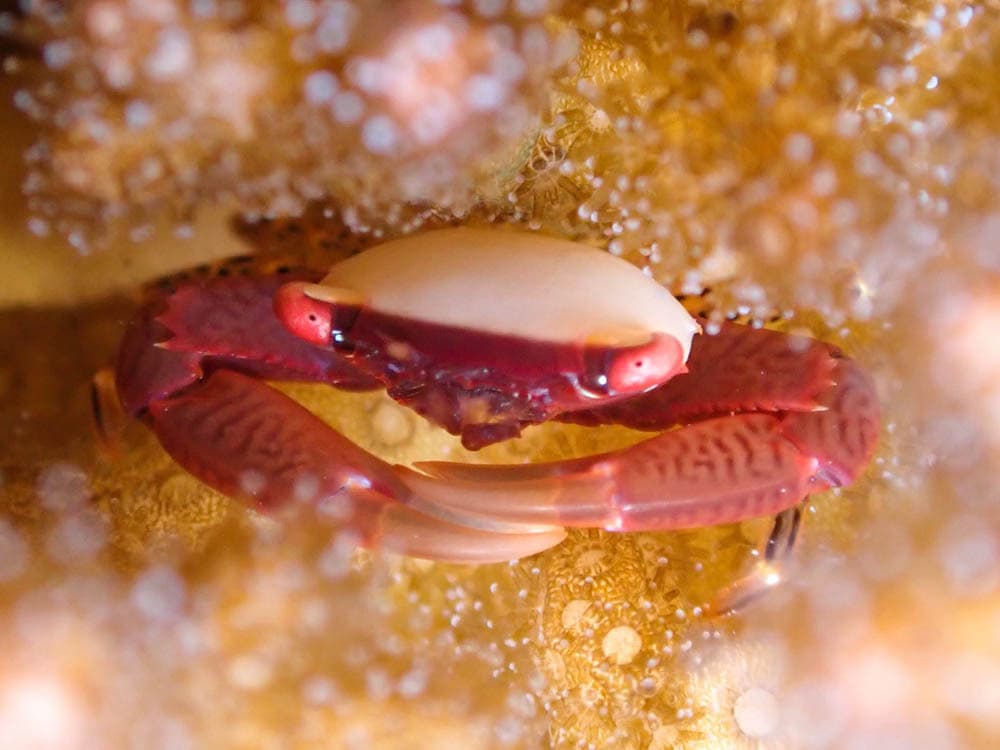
[106,227,880,580]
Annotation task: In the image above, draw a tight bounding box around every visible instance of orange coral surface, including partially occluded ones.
[2,2,1000,748]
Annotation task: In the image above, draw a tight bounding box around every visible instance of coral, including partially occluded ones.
[2,1,1000,747]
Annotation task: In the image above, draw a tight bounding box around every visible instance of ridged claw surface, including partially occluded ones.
[148,370,565,562]
[154,274,378,389]
[778,355,881,488]
[148,370,409,511]
[397,326,880,534]
[398,414,818,531]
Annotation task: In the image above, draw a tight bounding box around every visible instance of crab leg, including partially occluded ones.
[704,505,803,616]
[558,322,839,430]
[562,323,881,489]
[395,326,880,532]
[116,273,380,417]
[146,370,565,563]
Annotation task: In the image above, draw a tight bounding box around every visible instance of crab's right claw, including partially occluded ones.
[146,369,564,563]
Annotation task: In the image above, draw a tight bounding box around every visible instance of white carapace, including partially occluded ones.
[316,227,700,358]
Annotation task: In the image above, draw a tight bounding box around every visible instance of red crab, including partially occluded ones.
[106,227,880,573]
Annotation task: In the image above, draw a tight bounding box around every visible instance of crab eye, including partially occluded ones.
[605,334,686,395]
[274,282,334,347]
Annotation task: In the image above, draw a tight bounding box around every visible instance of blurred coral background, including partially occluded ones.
[1,1,999,748]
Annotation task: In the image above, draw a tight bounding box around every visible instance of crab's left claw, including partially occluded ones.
[396,343,880,535]
[398,413,820,532]
[147,370,565,563]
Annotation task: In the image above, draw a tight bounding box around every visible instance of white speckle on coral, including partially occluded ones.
[317,532,360,579]
[514,0,547,17]
[410,94,461,144]
[315,1,358,53]
[228,654,273,690]
[560,599,591,629]
[371,401,412,446]
[86,2,126,40]
[303,70,339,104]
[466,74,506,111]
[937,516,999,596]
[784,133,814,163]
[733,687,780,738]
[132,565,187,623]
[602,625,642,665]
[0,520,27,582]
[285,0,317,28]
[583,8,606,29]
[365,667,392,700]
[124,99,154,129]
[398,668,428,698]
[411,23,457,62]
[491,49,526,83]
[43,41,74,70]
[331,90,364,123]
[318,489,357,521]
[302,676,339,705]
[362,116,400,154]
[810,166,838,196]
[36,462,90,513]
[835,0,862,23]
[145,28,194,80]
[347,57,386,94]
[474,0,506,18]
[46,510,108,564]
[494,714,524,744]
[0,675,86,750]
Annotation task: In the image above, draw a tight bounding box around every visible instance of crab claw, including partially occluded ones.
[399,414,819,533]
[146,369,565,563]
[396,340,880,535]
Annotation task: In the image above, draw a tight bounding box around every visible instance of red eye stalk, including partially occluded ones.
[606,333,686,395]
[274,282,334,347]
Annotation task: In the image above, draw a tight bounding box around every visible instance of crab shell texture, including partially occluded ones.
[273,228,701,449]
